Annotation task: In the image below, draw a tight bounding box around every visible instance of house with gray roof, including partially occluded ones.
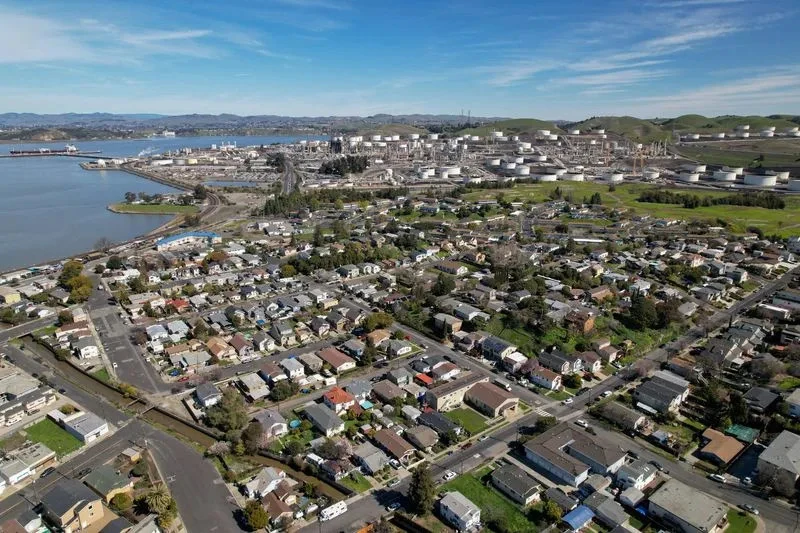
[490,464,541,505]
[352,441,389,475]
[304,404,344,437]
[253,409,288,438]
[758,430,800,494]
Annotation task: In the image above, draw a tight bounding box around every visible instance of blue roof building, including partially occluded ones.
[563,505,595,530]
[155,231,221,250]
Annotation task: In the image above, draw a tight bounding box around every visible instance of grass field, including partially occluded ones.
[726,509,757,533]
[340,471,372,493]
[778,376,800,391]
[108,203,199,215]
[25,418,82,457]
[91,367,111,383]
[676,144,800,169]
[458,118,562,137]
[445,408,488,434]
[439,473,538,533]
[463,181,800,236]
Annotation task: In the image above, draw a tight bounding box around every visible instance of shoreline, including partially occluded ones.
[106,202,199,215]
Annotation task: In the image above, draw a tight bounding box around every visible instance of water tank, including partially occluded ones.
[744,174,777,187]
[712,171,736,181]
[536,174,558,182]
[516,165,530,176]
[687,133,700,140]
[383,136,392,142]
[348,142,357,149]
[447,166,462,176]
[470,136,480,142]
[503,162,517,170]
[789,180,800,191]
[490,131,504,138]
[409,133,419,140]
[514,156,524,164]
[438,170,450,179]
[739,132,750,138]
[605,173,624,183]
[547,134,558,141]
[363,142,373,148]
[377,142,387,147]
[678,172,700,182]
[644,170,660,180]
[562,172,584,181]
[775,171,790,181]
[569,129,580,135]
[536,130,550,136]
[371,135,382,141]
[519,142,532,150]
[511,136,519,142]
[713,132,726,139]
[533,155,547,162]
[429,133,439,140]
[426,168,435,177]
[391,135,400,141]
[767,126,776,132]
[487,158,501,166]
[596,129,605,134]
[761,130,774,138]
[724,166,744,176]
[601,134,607,139]
[736,124,750,131]
[789,131,800,137]
[786,127,799,134]
[554,168,568,176]
[187,158,198,165]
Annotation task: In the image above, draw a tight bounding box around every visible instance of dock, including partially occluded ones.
[0,151,110,159]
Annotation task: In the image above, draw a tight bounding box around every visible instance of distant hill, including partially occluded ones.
[457,118,562,137]
[661,114,800,133]
[356,124,429,136]
[567,116,671,143]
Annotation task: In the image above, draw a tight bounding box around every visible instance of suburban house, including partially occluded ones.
[304,404,345,437]
[465,382,519,418]
[229,333,253,358]
[253,410,288,438]
[387,340,413,357]
[269,321,295,346]
[41,478,104,532]
[490,464,541,505]
[352,441,389,475]
[616,460,656,490]
[322,387,356,414]
[279,358,306,380]
[787,389,800,418]
[195,383,222,408]
[418,410,462,436]
[577,351,602,374]
[647,479,728,533]
[482,336,517,360]
[244,467,286,498]
[439,491,481,531]
[538,349,583,374]
[83,465,133,503]
[434,313,463,334]
[372,428,415,463]
[757,430,800,492]
[523,423,626,486]
[424,373,488,412]
[597,402,647,432]
[316,347,356,374]
[73,338,99,360]
[529,367,562,391]
[633,371,690,413]
[405,425,439,451]
[699,428,744,466]
[372,380,406,404]
[298,352,324,373]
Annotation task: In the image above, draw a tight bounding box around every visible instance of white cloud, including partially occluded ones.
[475,60,561,86]
[560,68,672,86]
[0,12,99,64]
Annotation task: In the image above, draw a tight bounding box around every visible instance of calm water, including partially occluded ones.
[0,135,318,272]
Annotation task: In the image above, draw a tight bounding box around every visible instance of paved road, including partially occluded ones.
[0,317,56,344]
[0,343,243,532]
[86,278,170,393]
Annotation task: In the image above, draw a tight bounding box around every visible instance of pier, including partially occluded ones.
[0,151,110,159]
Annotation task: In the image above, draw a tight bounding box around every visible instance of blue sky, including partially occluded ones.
[2,0,799,119]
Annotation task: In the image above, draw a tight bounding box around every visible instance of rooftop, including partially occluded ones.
[648,478,727,532]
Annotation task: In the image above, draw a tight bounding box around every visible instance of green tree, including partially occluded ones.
[145,487,171,515]
[313,225,324,247]
[242,421,264,454]
[563,373,582,389]
[543,499,563,522]
[244,500,269,531]
[269,380,298,402]
[205,388,248,433]
[194,184,208,200]
[628,293,658,330]
[279,264,296,278]
[106,255,124,270]
[433,272,456,296]
[408,463,435,515]
[364,312,393,332]
[362,338,377,366]
[57,310,74,325]
[535,416,557,434]
[110,492,132,512]
[284,439,305,456]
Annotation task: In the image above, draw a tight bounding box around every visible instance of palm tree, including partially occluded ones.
[145,487,171,515]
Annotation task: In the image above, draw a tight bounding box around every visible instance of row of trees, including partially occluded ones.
[626,294,684,331]
[638,190,786,210]
[59,260,92,303]
[263,187,408,216]
[319,155,370,176]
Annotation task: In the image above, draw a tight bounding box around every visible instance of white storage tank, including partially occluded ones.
[761,130,775,138]
[503,161,517,170]
[569,129,580,135]
[724,166,744,176]
[519,142,532,150]
[363,142,373,148]
[516,165,531,176]
[596,129,605,134]
[470,136,480,141]
[744,174,777,187]
[767,126,776,132]
[391,135,400,141]
[429,133,439,140]
[447,166,462,176]
[536,174,558,182]
[533,155,547,162]
[490,131,504,138]
[554,168,568,176]
[736,124,750,131]
[678,172,699,182]
[512,136,519,141]
[644,170,660,180]
[789,131,800,137]
[377,142,387,147]
[589,139,597,145]
[712,171,737,181]
[687,133,700,140]
[371,135,382,141]
[438,170,450,179]
[562,172,584,181]
[775,171,790,181]
[789,180,800,191]
[786,126,799,134]
[713,132,726,139]
[487,158,501,166]
[547,134,558,141]
[740,132,750,138]
[514,156,525,164]
[186,158,198,165]
[536,129,550,136]
[605,173,624,183]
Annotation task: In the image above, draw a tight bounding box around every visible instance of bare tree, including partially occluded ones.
[94,237,113,252]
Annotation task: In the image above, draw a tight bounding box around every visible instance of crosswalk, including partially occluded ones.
[533,407,551,417]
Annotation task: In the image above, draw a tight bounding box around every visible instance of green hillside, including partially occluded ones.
[662,114,800,133]
[568,116,670,143]
[357,124,429,136]
[458,118,562,137]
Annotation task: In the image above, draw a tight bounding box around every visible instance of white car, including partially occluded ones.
[443,471,457,481]
[562,398,574,405]
[602,390,612,398]
[575,419,589,428]
[708,474,726,483]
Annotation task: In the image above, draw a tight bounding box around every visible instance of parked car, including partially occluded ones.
[708,474,726,484]
[602,390,612,398]
[575,419,589,428]
[443,471,457,481]
[562,398,574,405]
[387,479,400,488]
[386,502,401,512]
[39,466,56,478]
[627,450,640,460]
[741,504,759,515]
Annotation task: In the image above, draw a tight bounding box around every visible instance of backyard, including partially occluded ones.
[340,471,372,493]
[25,418,82,457]
[726,509,757,533]
[439,471,539,533]
[445,408,489,435]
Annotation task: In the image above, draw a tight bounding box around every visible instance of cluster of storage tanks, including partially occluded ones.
[673,163,793,188]
[683,124,800,140]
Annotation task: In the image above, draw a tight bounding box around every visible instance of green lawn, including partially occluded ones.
[546,389,572,401]
[726,509,757,533]
[439,473,538,533]
[778,376,800,391]
[445,408,488,434]
[108,203,199,215]
[92,367,111,383]
[463,181,800,237]
[25,419,82,457]
[340,471,372,493]
[628,515,646,530]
